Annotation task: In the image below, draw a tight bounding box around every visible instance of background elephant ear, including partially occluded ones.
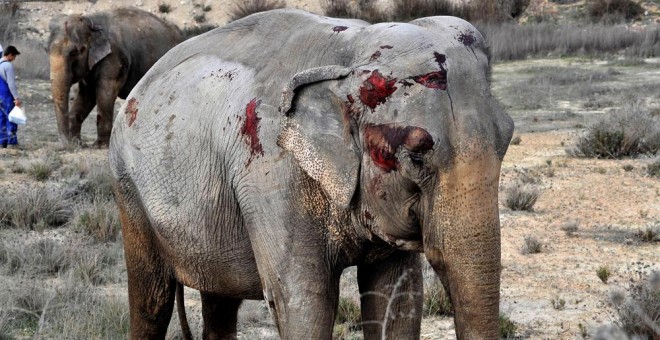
[277,66,360,209]
[88,24,111,70]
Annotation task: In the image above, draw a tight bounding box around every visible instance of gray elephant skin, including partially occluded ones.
[48,7,184,147]
[109,9,513,339]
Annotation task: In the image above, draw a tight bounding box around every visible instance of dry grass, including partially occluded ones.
[479,23,660,62]
[0,186,73,231]
[504,182,542,211]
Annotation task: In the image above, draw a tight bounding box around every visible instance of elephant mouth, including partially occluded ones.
[369,220,424,252]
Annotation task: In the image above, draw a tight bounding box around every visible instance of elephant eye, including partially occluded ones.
[69,49,79,57]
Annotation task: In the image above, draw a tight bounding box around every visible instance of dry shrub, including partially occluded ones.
[587,0,644,23]
[228,0,286,22]
[423,281,452,316]
[391,0,461,22]
[0,0,20,42]
[612,271,660,338]
[504,182,541,211]
[321,0,355,18]
[335,297,361,331]
[647,157,660,178]
[570,102,659,159]
[0,186,73,231]
[72,200,121,243]
[521,235,542,254]
[181,24,217,39]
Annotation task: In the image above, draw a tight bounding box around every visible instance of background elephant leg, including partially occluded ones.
[200,293,242,340]
[95,78,123,146]
[117,193,176,339]
[69,83,96,143]
[357,252,423,340]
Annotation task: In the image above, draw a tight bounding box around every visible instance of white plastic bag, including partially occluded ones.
[8,106,26,125]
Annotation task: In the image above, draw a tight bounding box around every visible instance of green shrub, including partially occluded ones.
[597,266,611,283]
[499,313,518,338]
[587,0,643,23]
[423,281,453,316]
[570,103,659,159]
[229,0,286,22]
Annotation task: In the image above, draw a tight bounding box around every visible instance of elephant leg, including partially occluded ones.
[95,76,124,147]
[200,293,242,340]
[68,83,96,144]
[357,251,423,340]
[117,192,176,339]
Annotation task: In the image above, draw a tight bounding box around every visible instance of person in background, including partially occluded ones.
[0,45,21,148]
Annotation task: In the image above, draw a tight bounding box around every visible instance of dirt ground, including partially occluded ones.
[1,1,659,339]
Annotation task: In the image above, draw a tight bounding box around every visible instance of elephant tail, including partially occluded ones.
[176,282,193,340]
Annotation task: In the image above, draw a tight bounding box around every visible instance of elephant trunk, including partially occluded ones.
[424,150,502,339]
[49,54,73,145]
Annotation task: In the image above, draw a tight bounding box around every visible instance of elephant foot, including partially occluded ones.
[93,140,110,149]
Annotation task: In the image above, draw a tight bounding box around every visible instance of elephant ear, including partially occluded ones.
[277,65,360,209]
[88,21,111,70]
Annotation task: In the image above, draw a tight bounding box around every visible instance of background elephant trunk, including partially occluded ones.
[49,54,73,144]
[424,150,502,339]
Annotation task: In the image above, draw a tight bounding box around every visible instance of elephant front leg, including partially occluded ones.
[262,269,341,340]
[68,83,96,145]
[358,251,423,340]
[94,77,124,147]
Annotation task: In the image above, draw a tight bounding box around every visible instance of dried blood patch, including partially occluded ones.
[458,32,476,47]
[359,70,398,111]
[332,26,348,33]
[240,98,264,166]
[370,50,381,62]
[413,71,447,90]
[126,98,138,127]
[364,124,434,172]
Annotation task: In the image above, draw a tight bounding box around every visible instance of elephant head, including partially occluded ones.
[48,14,111,144]
[278,17,513,339]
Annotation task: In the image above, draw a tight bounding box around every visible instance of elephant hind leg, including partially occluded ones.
[200,293,242,340]
[117,191,176,339]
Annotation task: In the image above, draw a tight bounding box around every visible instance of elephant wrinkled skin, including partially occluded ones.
[48,7,183,147]
[109,9,514,339]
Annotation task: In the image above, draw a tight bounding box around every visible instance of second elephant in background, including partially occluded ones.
[48,7,184,147]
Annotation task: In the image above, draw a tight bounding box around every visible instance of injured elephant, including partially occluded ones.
[109,8,514,339]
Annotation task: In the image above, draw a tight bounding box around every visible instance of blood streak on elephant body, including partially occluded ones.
[240,98,264,166]
[126,98,139,127]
